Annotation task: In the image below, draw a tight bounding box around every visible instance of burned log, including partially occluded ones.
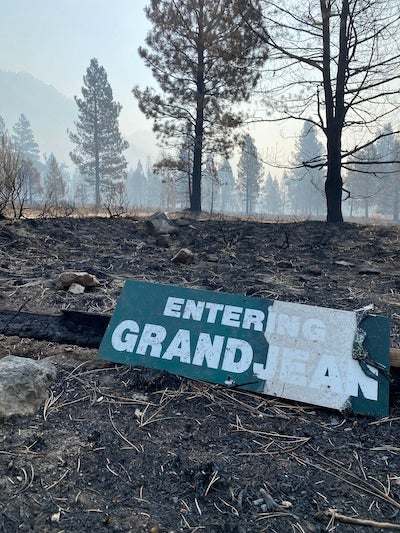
[0,310,111,348]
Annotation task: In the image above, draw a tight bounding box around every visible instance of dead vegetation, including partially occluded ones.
[0,215,400,532]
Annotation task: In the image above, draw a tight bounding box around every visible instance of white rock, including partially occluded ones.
[0,356,57,418]
[68,282,85,294]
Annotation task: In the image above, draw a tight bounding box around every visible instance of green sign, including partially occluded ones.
[98,281,390,417]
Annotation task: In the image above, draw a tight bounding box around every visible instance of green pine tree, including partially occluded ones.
[133,0,267,212]
[12,114,42,204]
[12,114,41,165]
[69,58,128,208]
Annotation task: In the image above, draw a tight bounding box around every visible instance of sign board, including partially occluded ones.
[98,281,390,417]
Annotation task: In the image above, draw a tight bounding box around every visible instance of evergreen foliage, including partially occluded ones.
[69,58,128,208]
[259,173,283,216]
[12,114,42,205]
[346,124,400,221]
[202,155,219,213]
[127,161,147,208]
[236,135,263,215]
[133,0,267,212]
[0,115,6,136]
[12,114,41,165]
[44,154,67,206]
[286,121,325,217]
[218,158,237,214]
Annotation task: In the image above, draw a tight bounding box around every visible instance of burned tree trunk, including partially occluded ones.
[0,310,111,348]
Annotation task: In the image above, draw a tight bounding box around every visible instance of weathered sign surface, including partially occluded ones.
[98,281,390,417]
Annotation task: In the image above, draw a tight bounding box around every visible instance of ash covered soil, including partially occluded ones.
[0,215,400,533]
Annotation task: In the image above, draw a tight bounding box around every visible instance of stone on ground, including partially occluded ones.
[59,271,100,289]
[0,356,57,418]
[145,212,179,235]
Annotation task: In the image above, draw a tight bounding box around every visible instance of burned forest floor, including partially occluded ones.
[0,214,400,533]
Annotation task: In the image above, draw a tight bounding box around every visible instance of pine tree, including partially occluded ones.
[236,135,263,215]
[346,124,400,221]
[218,158,237,214]
[12,114,41,165]
[374,125,400,221]
[69,58,128,208]
[12,114,42,204]
[345,144,381,220]
[145,158,162,209]
[260,173,283,216]
[44,154,67,206]
[127,161,147,208]
[287,121,326,217]
[175,146,192,210]
[133,0,266,212]
[0,115,6,137]
[202,155,219,213]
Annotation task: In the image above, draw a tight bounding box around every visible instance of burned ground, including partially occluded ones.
[0,215,400,532]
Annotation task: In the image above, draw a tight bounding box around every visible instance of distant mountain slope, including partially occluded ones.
[0,70,76,164]
[0,70,159,170]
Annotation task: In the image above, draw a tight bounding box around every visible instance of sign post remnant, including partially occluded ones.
[98,281,390,417]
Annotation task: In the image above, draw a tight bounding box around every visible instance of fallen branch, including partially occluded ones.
[316,508,400,530]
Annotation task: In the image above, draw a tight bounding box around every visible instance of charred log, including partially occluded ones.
[0,310,111,348]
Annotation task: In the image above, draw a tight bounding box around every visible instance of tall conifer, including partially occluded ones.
[70,58,128,207]
[133,0,266,212]
[12,114,41,165]
[236,135,263,215]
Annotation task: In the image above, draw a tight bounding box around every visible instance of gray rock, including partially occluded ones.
[145,212,178,235]
[0,356,57,418]
[171,248,195,264]
[68,282,85,294]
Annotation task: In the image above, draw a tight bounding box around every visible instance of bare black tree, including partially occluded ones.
[242,0,400,222]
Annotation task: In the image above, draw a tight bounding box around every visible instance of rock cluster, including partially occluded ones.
[59,271,100,294]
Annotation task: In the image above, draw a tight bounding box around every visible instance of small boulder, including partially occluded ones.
[68,282,85,295]
[59,271,100,290]
[171,248,195,264]
[0,356,57,418]
[145,212,178,235]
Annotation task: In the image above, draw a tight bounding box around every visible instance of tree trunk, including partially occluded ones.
[0,310,110,348]
[94,98,101,208]
[325,131,344,222]
[191,1,205,213]
[321,0,348,223]
[192,124,202,212]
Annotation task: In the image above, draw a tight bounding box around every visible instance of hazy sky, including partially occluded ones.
[0,0,296,172]
[0,0,153,135]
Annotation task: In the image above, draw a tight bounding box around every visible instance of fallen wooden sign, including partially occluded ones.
[98,281,391,417]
